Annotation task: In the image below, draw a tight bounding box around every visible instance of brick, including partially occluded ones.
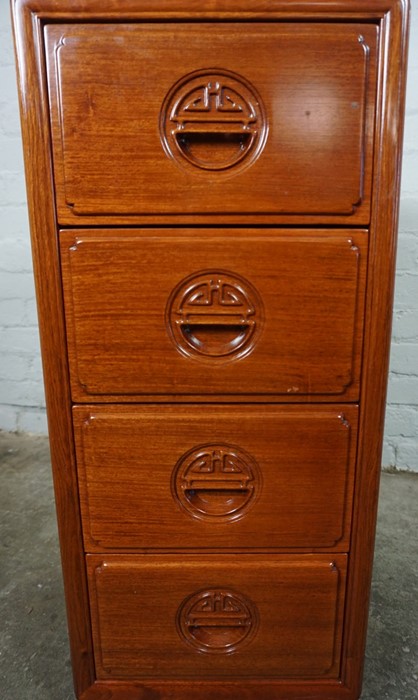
[402,126,418,157]
[0,298,27,326]
[398,199,418,230]
[392,309,418,342]
[389,343,418,376]
[0,271,35,300]
[23,298,39,326]
[0,353,32,382]
[395,438,418,473]
[0,379,46,407]
[395,233,418,271]
[406,8,418,63]
[0,327,41,357]
[387,375,418,405]
[385,406,418,439]
[0,237,34,272]
[17,408,48,435]
[392,273,418,310]
[0,205,30,236]
[0,170,27,206]
[404,75,418,115]
[400,153,418,197]
[405,62,418,97]
[0,19,50,430]
[0,25,14,67]
[0,136,25,171]
[404,92,418,116]
[30,355,44,384]
[0,67,20,103]
[0,5,416,465]
[0,50,14,73]
[0,101,23,138]
[0,0,14,27]
[381,441,396,468]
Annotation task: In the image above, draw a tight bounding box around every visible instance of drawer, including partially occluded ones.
[60,229,367,401]
[45,23,377,225]
[87,554,347,680]
[74,405,357,552]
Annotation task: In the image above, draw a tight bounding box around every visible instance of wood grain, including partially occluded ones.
[60,230,367,402]
[86,554,347,680]
[12,0,406,22]
[79,680,356,700]
[44,23,377,225]
[79,680,355,700]
[340,0,410,695]
[10,0,410,698]
[73,404,357,552]
[10,1,95,695]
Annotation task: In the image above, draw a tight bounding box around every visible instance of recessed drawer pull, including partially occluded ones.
[183,485,250,515]
[177,589,259,654]
[172,443,261,523]
[167,270,263,361]
[161,69,267,173]
[186,482,249,493]
[181,321,251,356]
[74,405,357,551]
[175,130,254,171]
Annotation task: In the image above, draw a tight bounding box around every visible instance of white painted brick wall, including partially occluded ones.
[0,2,46,433]
[0,3,417,468]
[382,4,418,472]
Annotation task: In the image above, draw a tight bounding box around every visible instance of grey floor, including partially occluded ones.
[0,432,417,700]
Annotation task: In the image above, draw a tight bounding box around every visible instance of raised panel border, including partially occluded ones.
[44,22,375,224]
[10,0,410,698]
[73,404,357,553]
[59,230,367,402]
[86,554,346,681]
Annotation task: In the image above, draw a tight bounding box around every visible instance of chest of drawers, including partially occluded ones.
[12,1,409,698]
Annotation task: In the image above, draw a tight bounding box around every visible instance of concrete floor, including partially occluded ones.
[0,432,417,700]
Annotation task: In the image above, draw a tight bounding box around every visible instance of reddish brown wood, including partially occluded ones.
[86,554,347,680]
[73,404,357,552]
[44,23,377,225]
[10,2,95,696]
[340,1,410,695]
[11,0,406,21]
[60,230,367,402]
[79,680,354,700]
[11,0,409,699]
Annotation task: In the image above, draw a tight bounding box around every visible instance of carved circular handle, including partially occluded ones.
[177,588,259,654]
[172,443,261,522]
[160,69,268,174]
[166,270,264,363]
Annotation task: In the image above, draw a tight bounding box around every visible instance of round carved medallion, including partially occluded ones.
[166,270,263,363]
[172,443,261,522]
[177,588,259,654]
[160,69,268,174]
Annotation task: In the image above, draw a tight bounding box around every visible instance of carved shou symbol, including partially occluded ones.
[172,80,257,129]
[166,270,264,362]
[172,443,261,522]
[177,589,259,654]
[160,69,267,172]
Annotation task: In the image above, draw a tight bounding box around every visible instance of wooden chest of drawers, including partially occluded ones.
[12,1,409,698]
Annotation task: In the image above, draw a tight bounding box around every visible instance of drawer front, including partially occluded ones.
[60,229,367,401]
[74,405,357,552]
[45,23,377,225]
[87,554,347,680]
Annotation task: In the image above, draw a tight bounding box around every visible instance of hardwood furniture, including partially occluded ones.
[11,1,409,698]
